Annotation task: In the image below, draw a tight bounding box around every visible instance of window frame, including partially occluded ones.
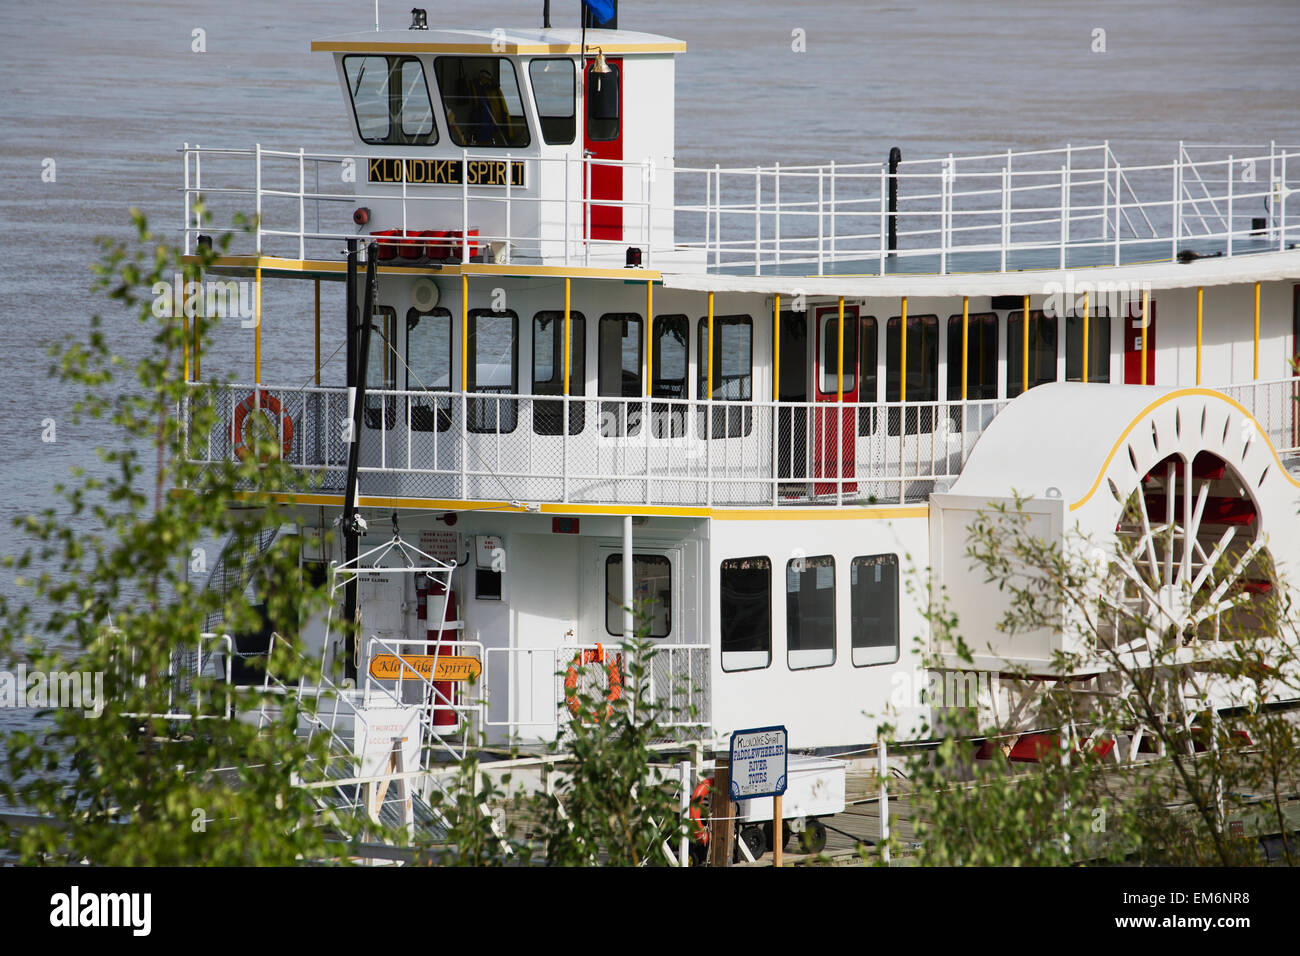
[946,311,999,401]
[466,307,520,434]
[528,57,577,145]
[1006,309,1059,397]
[343,55,439,147]
[850,554,900,667]
[720,556,773,672]
[434,55,532,149]
[604,553,672,639]
[531,310,586,435]
[786,554,837,671]
[585,60,621,142]
[406,306,453,432]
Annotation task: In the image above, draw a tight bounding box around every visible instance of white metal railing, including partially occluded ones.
[180,141,1299,275]
[182,384,1008,505]
[114,631,234,720]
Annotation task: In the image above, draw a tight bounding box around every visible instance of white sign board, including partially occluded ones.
[729,725,788,801]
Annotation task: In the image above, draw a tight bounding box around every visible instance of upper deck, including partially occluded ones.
[182,136,1300,277]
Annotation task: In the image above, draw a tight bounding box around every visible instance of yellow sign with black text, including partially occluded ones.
[368,654,483,682]
[368,157,525,187]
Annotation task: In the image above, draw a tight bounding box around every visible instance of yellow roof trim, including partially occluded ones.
[184,255,660,283]
[311,40,686,55]
[234,492,925,520]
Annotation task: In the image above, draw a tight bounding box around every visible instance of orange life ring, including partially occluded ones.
[689,777,714,844]
[563,643,623,721]
[231,389,294,462]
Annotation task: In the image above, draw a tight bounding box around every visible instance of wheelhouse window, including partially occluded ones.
[434,56,530,148]
[529,58,576,145]
[697,315,754,438]
[787,555,835,669]
[532,311,586,435]
[605,553,671,638]
[1007,310,1058,397]
[467,308,518,433]
[721,557,771,672]
[364,306,397,429]
[1066,310,1111,383]
[343,55,438,146]
[652,314,689,438]
[885,313,939,435]
[407,307,452,432]
[586,61,620,141]
[851,554,899,666]
[946,312,999,400]
[598,313,642,436]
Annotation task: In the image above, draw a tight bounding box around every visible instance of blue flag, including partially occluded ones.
[582,0,616,25]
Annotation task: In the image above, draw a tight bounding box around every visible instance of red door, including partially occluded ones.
[584,58,623,243]
[814,305,858,495]
[1123,299,1156,384]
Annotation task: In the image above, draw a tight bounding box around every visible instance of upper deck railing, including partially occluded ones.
[180,376,1300,509]
[181,141,1300,276]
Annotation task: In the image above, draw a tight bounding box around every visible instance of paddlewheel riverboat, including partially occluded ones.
[169,3,1300,834]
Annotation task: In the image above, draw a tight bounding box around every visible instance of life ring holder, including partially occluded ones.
[231,389,294,462]
[563,643,623,721]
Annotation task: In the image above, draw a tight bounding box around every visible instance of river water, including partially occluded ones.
[0,0,1297,744]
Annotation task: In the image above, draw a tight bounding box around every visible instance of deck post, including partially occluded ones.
[709,756,734,867]
[1021,293,1029,394]
[1196,286,1203,385]
[1141,288,1149,385]
[1082,291,1090,383]
[622,515,633,644]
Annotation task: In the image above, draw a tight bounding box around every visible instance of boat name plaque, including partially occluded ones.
[368,654,482,682]
[368,157,526,187]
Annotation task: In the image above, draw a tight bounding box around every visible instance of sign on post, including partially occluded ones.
[728,726,788,801]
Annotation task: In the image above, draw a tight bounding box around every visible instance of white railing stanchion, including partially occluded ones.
[830,159,837,264]
[774,162,781,266]
[299,147,307,260]
[817,168,825,276]
[1227,155,1234,257]
[1059,165,1067,269]
[183,143,191,255]
[1280,152,1289,253]
[754,165,761,275]
[254,143,263,254]
[878,165,887,274]
[564,152,571,265]
[461,148,470,262]
[1173,151,1182,261]
[504,152,512,263]
[1000,167,1009,272]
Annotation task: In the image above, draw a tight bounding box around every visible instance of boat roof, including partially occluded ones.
[661,248,1300,298]
[310,27,685,56]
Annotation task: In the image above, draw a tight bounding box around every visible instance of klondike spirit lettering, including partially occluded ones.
[368,157,526,187]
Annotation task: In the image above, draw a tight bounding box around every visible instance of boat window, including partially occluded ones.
[407,307,452,432]
[885,313,939,435]
[777,311,808,402]
[531,311,586,435]
[434,56,531,148]
[697,315,754,438]
[1007,310,1057,397]
[467,309,519,433]
[1066,310,1111,383]
[598,313,642,436]
[365,307,398,429]
[721,557,772,672]
[787,554,835,670]
[343,55,438,146]
[651,314,689,438]
[946,312,998,400]
[818,312,858,394]
[851,554,899,666]
[529,58,576,145]
[605,553,671,638]
[586,61,620,141]
[857,315,878,435]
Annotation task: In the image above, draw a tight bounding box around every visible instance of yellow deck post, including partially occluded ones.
[961,295,968,400]
[314,278,321,386]
[1141,288,1149,384]
[255,264,262,384]
[836,296,845,402]
[1196,285,1203,386]
[706,292,715,400]
[773,294,781,401]
[183,311,190,383]
[900,296,908,403]
[645,280,653,396]
[1021,293,1029,393]
[563,277,571,395]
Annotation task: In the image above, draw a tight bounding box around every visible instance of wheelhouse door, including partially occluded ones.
[814,305,858,495]
[583,57,623,243]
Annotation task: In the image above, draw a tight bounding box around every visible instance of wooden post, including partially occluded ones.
[709,756,734,867]
[773,794,783,868]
